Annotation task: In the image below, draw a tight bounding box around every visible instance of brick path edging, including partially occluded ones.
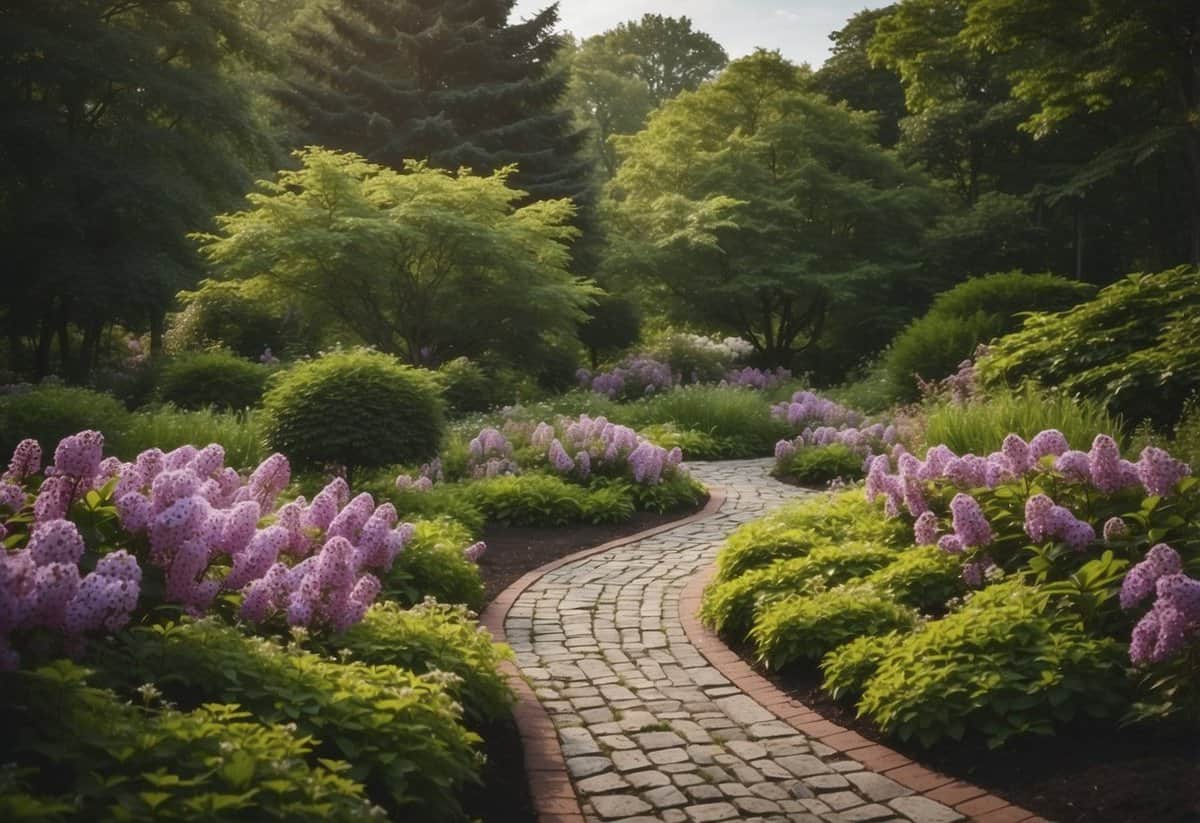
[676,564,1051,823]
[479,490,728,823]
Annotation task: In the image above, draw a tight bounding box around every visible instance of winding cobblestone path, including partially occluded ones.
[503,460,981,823]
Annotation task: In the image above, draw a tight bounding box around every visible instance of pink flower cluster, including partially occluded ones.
[1023,494,1095,551]
[395,458,443,492]
[467,428,518,479]
[772,391,863,429]
[774,422,898,471]
[0,431,488,669]
[580,357,676,400]
[554,414,684,485]
[1121,544,1200,664]
[722,366,792,390]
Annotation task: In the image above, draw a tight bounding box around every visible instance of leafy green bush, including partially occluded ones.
[167,277,322,359]
[979,265,1200,426]
[635,423,727,460]
[856,582,1128,747]
[628,473,707,513]
[120,407,266,468]
[715,491,909,582]
[262,349,444,474]
[0,661,373,821]
[463,474,635,527]
[619,385,790,458]
[94,619,482,820]
[436,358,496,416]
[920,384,1122,456]
[332,600,513,725]
[774,443,865,484]
[386,519,485,610]
[882,272,1094,403]
[702,542,899,638]
[821,633,896,703]
[750,585,917,670]
[0,386,131,457]
[863,547,964,612]
[157,351,272,411]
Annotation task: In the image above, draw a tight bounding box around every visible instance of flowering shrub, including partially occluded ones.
[770,390,898,483]
[772,390,864,429]
[722,366,792,390]
[579,356,676,400]
[0,431,486,669]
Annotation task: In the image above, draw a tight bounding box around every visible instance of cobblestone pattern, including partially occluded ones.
[504,460,984,823]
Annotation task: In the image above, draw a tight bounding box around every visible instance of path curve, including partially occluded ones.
[489,460,1042,823]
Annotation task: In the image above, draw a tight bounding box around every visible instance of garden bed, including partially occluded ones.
[755,655,1199,823]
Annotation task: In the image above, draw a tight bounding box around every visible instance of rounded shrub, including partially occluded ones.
[157,350,272,411]
[882,271,1095,402]
[0,385,131,457]
[262,349,443,473]
[435,357,494,415]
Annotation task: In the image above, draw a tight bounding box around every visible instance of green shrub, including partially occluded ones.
[821,633,896,702]
[463,474,635,527]
[643,330,735,384]
[578,293,642,368]
[629,473,707,513]
[619,385,790,458]
[774,443,865,484]
[331,600,513,725]
[715,491,909,582]
[750,585,917,670]
[863,547,964,612]
[262,349,444,474]
[436,358,496,416]
[979,265,1200,426]
[0,661,373,821]
[636,423,728,460]
[120,407,266,468]
[386,519,485,610]
[166,277,322,359]
[856,582,1128,746]
[157,351,272,411]
[702,542,899,638]
[882,272,1094,403]
[0,386,131,457]
[94,619,482,820]
[920,384,1122,456]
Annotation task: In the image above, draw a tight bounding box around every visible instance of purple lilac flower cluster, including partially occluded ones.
[915,349,985,405]
[721,366,792,390]
[579,357,676,400]
[0,432,487,670]
[552,414,684,485]
[774,422,899,468]
[394,458,444,492]
[466,428,518,479]
[771,391,863,429]
[1120,544,1200,664]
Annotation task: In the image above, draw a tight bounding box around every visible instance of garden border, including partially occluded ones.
[677,564,1050,823]
[479,489,727,823]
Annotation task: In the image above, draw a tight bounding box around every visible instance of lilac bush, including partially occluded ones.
[0,432,487,670]
[722,366,792,390]
[772,390,863,429]
[579,356,676,400]
[864,429,1199,666]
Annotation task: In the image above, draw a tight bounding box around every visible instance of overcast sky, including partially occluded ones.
[511,1,892,69]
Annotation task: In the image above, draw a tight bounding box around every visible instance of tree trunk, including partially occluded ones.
[149,311,165,358]
[1074,205,1085,279]
[34,310,54,379]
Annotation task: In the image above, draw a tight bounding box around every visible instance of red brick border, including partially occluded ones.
[479,490,728,823]
[678,564,1048,823]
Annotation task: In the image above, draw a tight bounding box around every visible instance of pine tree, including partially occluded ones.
[278,0,592,208]
[0,0,271,378]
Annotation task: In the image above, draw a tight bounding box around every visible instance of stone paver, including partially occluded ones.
[503,460,999,823]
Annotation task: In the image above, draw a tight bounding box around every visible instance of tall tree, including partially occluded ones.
[810,6,907,147]
[196,148,596,365]
[605,14,728,107]
[963,0,1200,265]
[0,0,271,379]
[277,0,592,209]
[606,50,938,376]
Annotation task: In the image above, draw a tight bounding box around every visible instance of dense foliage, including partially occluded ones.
[262,349,444,474]
[980,266,1200,426]
[157,351,273,411]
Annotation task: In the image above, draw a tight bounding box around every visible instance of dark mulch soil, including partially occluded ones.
[466,499,707,823]
[757,651,1200,823]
